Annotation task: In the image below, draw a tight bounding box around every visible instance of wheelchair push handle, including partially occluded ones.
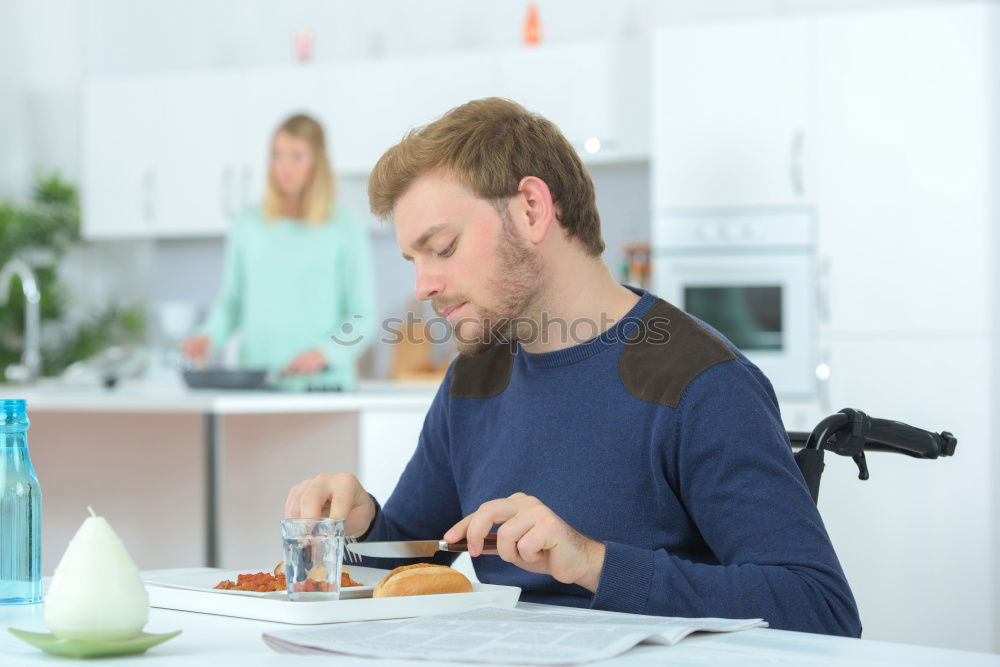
[792,409,957,504]
[804,409,957,459]
[866,417,957,459]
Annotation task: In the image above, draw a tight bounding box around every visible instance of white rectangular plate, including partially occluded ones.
[144,567,521,624]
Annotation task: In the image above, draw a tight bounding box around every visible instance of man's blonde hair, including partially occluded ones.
[368,97,604,255]
[263,114,336,226]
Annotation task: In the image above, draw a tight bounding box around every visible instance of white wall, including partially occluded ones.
[79,0,776,76]
[9,0,82,188]
[0,3,28,199]
[0,0,83,200]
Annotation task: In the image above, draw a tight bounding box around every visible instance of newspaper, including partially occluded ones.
[262,605,767,664]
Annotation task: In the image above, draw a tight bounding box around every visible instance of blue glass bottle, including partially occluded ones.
[1,399,42,604]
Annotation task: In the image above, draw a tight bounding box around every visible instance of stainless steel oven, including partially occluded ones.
[653,211,815,398]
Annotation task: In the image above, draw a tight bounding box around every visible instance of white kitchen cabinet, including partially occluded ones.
[327,52,499,176]
[652,18,815,210]
[818,335,992,650]
[157,67,337,238]
[238,65,335,206]
[499,42,615,152]
[814,4,994,335]
[81,78,161,238]
[80,55,498,238]
[82,67,338,239]
[157,72,242,237]
[499,40,648,160]
[327,42,642,176]
[81,40,646,239]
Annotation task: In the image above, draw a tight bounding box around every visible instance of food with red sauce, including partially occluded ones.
[214,571,286,592]
[214,564,362,592]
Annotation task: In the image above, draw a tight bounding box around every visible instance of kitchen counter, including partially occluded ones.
[3,380,437,575]
[4,379,437,414]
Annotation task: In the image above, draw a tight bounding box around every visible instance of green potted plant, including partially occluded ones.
[0,172,146,379]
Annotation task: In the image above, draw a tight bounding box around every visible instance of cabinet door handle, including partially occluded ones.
[143,169,155,225]
[221,166,234,217]
[241,165,252,209]
[790,129,805,197]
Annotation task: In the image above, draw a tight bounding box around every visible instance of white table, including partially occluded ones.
[2,576,998,666]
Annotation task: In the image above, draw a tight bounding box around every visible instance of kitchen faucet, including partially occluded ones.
[0,258,41,383]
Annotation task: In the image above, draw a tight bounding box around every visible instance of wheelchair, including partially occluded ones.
[788,408,958,504]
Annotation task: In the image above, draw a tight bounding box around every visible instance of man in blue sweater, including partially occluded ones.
[285,98,861,637]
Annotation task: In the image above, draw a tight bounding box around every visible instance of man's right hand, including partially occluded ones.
[182,334,211,365]
[284,472,376,538]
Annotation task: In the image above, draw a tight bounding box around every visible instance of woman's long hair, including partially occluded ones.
[262,114,336,225]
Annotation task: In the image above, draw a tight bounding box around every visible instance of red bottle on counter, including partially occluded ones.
[523,4,541,46]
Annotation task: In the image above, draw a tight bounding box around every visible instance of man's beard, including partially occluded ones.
[452,212,542,356]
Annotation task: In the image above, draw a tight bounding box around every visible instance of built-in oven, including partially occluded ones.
[652,211,816,399]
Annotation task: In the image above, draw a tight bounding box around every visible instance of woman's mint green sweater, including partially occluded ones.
[200,205,376,391]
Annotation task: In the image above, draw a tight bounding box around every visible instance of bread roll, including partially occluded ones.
[372,563,473,598]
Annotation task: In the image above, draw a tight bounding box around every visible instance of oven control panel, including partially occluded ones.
[653,211,813,249]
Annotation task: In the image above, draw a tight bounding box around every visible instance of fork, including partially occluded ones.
[343,534,361,565]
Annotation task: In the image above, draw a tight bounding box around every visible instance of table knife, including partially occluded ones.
[347,533,498,558]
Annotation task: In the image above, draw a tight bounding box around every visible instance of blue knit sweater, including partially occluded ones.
[362,289,861,637]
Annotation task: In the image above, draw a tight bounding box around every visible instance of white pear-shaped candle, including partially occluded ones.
[45,507,149,641]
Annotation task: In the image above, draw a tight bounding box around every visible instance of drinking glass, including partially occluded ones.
[280,518,344,601]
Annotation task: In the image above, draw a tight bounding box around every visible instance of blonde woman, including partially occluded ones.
[183,114,375,391]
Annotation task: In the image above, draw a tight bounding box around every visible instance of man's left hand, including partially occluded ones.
[443,492,606,592]
[283,349,328,376]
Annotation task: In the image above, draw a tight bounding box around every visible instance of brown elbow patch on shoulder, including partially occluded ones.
[449,344,517,399]
[620,300,736,408]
